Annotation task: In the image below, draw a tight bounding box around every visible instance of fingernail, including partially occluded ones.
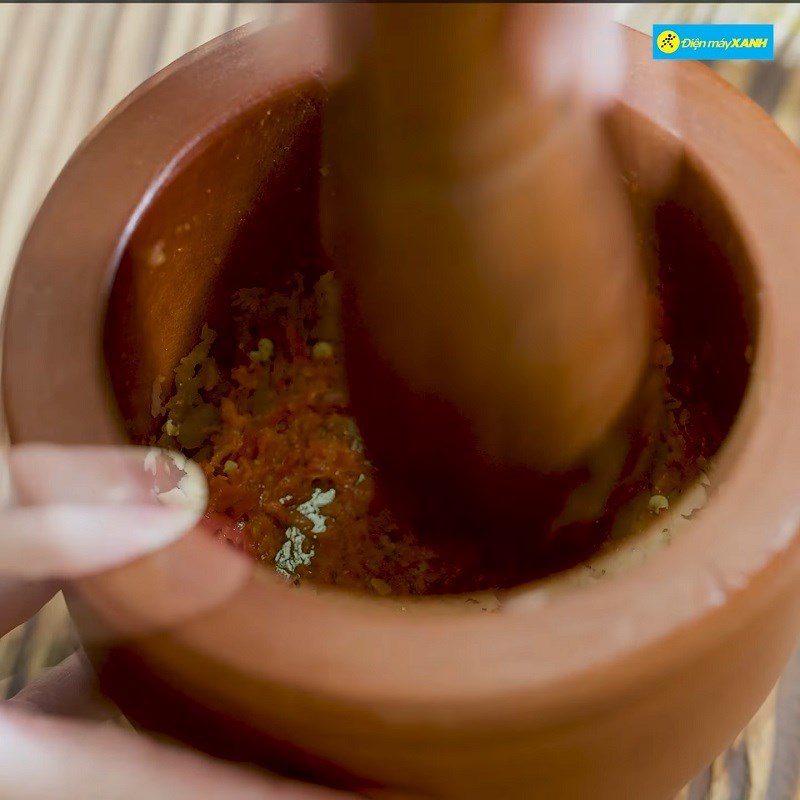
[151,450,208,513]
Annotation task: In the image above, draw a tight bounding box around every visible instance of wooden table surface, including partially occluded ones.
[2,4,800,799]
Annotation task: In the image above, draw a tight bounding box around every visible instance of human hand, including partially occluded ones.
[0,444,350,799]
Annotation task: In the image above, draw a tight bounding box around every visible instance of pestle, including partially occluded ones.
[322,4,651,534]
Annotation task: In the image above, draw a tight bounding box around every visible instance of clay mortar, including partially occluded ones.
[4,18,800,800]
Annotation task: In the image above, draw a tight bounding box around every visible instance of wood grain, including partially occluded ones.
[0,4,798,799]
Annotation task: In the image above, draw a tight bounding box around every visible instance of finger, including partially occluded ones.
[7,652,114,721]
[0,446,207,580]
[0,578,57,637]
[0,503,205,580]
[7,444,202,507]
[0,708,351,800]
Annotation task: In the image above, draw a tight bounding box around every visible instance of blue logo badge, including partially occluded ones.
[653,24,774,60]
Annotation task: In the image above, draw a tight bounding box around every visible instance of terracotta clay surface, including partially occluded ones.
[5,17,800,800]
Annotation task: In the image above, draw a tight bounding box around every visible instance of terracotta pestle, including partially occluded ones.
[323,4,651,534]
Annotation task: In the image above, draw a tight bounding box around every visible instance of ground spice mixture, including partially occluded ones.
[152,269,713,597]
[153,273,457,595]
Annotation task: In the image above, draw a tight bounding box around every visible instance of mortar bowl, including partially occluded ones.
[5,17,800,800]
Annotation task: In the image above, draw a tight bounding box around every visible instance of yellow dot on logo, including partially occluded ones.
[657,30,681,54]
